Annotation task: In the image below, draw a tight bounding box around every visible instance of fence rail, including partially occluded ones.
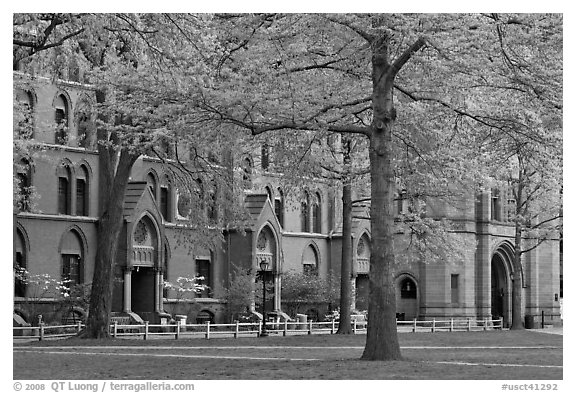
[13,317,504,341]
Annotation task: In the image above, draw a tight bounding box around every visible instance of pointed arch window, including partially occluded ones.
[302,245,319,276]
[400,277,417,299]
[301,191,310,232]
[160,176,172,222]
[15,229,27,297]
[16,158,32,212]
[60,230,84,290]
[146,172,158,200]
[274,188,284,228]
[312,192,322,233]
[54,94,69,145]
[57,163,72,215]
[15,89,34,138]
[76,165,89,216]
[242,157,253,189]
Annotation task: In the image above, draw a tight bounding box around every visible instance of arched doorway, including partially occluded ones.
[131,216,159,316]
[355,234,371,311]
[491,249,512,327]
[396,275,418,320]
[255,225,278,312]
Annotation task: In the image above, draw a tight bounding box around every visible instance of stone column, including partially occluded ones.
[123,267,132,313]
[154,268,163,313]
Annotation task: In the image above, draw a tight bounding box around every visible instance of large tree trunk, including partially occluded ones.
[361,35,402,361]
[82,149,139,338]
[337,151,353,334]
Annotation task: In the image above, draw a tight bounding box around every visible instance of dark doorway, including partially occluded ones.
[131,267,155,314]
[355,274,369,311]
[491,254,509,326]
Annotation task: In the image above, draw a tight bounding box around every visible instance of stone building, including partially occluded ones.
[13,71,561,329]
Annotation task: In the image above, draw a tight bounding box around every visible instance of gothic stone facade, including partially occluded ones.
[13,73,561,327]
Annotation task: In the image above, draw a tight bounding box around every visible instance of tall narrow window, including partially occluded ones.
[76,165,89,216]
[16,160,31,212]
[261,143,270,170]
[312,192,322,233]
[60,230,84,291]
[15,229,27,297]
[195,259,212,298]
[77,113,90,148]
[301,192,310,232]
[146,173,157,200]
[16,89,34,138]
[451,274,460,304]
[396,189,407,215]
[491,189,501,221]
[275,188,284,228]
[58,176,70,214]
[242,157,252,189]
[160,186,169,221]
[54,95,69,145]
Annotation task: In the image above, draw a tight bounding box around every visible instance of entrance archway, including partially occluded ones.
[396,275,418,320]
[491,251,512,327]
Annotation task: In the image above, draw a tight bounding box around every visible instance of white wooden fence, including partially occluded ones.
[13,317,504,341]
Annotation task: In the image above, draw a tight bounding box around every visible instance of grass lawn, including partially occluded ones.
[13,330,562,380]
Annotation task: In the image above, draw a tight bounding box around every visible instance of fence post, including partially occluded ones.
[205,322,211,339]
[483,317,488,331]
[331,319,335,334]
[467,318,471,332]
[39,323,44,342]
[308,320,312,335]
[450,318,454,332]
[113,321,118,338]
[235,321,239,339]
[283,319,288,337]
[499,317,504,330]
[144,321,149,340]
[77,321,82,334]
[541,310,545,329]
[353,319,357,334]
[175,320,180,340]
[413,318,417,333]
[258,321,262,337]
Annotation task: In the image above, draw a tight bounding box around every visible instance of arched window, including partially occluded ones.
[57,163,72,215]
[16,158,32,212]
[14,228,27,297]
[160,175,172,222]
[356,234,371,274]
[261,143,270,171]
[146,172,158,200]
[60,230,84,290]
[274,188,284,228]
[400,277,417,299]
[242,157,253,189]
[15,89,34,138]
[301,191,310,232]
[491,188,501,221]
[312,192,322,233]
[54,94,69,145]
[302,244,319,276]
[76,165,89,216]
[77,112,91,148]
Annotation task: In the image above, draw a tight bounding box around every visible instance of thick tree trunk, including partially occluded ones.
[82,150,139,338]
[337,166,353,334]
[361,35,402,360]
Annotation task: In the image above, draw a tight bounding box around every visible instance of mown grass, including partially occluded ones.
[13,330,562,380]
